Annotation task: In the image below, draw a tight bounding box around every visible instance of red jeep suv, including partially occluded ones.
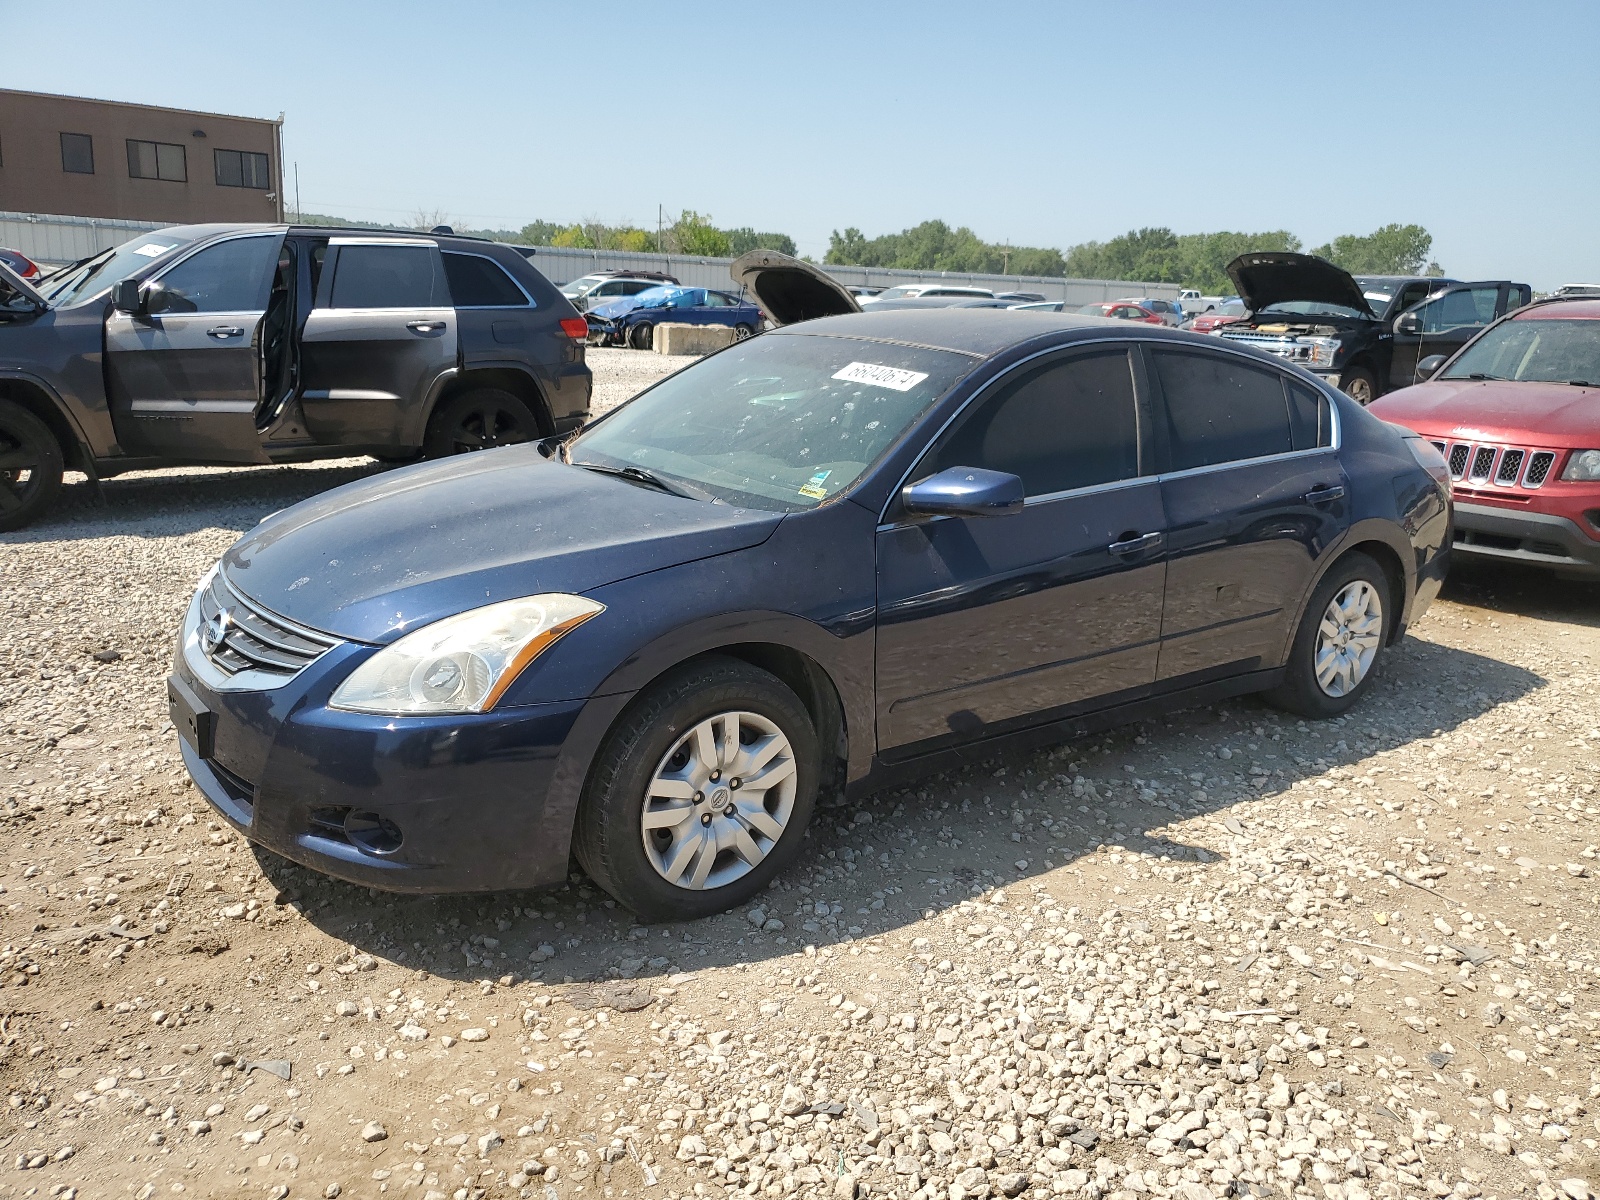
[1370,298,1600,578]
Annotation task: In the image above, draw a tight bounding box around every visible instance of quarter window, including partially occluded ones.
[127,139,187,182]
[442,252,528,307]
[60,132,94,174]
[925,349,1141,497]
[154,237,280,313]
[214,148,272,189]
[329,244,445,309]
[1152,349,1305,469]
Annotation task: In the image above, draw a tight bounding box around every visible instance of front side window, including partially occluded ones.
[154,236,281,313]
[569,333,975,512]
[442,252,528,307]
[924,349,1140,497]
[329,244,445,308]
[127,139,187,182]
[39,233,189,307]
[214,148,271,189]
[1153,349,1306,470]
[60,132,94,174]
[1441,318,1600,385]
[1420,286,1499,334]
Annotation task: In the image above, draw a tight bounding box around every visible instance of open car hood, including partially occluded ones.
[0,260,47,312]
[730,250,860,326]
[1226,252,1375,318]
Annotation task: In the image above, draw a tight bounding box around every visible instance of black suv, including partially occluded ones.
[1216,252,1529,404]
[0,224,592,529]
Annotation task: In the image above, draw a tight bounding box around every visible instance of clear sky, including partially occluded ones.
[7,0,1599,289]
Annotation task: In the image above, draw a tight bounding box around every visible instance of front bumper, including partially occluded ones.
[172,589,591,893]
[1451,501,1600,577]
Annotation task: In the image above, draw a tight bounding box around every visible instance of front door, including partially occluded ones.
[298,238,458,446]
[875,346,1167,754]
[1145,346,1349,681]
[105,232,285,462]
[1389,284,1509,389]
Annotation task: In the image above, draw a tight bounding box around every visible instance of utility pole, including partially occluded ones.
[293,163,301,222]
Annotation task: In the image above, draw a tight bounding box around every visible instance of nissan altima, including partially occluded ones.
[169,255,1451,921]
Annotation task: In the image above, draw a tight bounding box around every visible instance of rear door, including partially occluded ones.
[105,231,284,462]
[297,237,457,445]
[1389,283,1505,388]
[1146,346,1347,683]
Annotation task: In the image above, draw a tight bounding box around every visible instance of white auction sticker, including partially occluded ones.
[832,362,929,392]
[132,243,173,258]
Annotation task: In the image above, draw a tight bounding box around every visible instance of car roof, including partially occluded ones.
[768,307,1198,357]
[1514,298,1600,320]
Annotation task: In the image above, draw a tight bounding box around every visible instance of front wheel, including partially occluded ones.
[422,388,541,458]
[0,400,65,532]
[629,322,654,351]
[1265,553,1390,718]
[1340,366,1379,406]
[574,656,819,921]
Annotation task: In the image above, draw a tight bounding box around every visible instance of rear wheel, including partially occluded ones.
[1340,365,1379,405]
[629,322,654,351]
[574,656,820,921]
[0,400,64,532]
[422,387,541,458]
[733,323,755,341]
[1265,553,1390,718]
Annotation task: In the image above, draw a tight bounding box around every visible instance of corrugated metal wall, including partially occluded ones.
[2,211,1180,303]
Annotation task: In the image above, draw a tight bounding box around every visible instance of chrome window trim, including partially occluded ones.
[875,334,1341,529]
[328,236,437,248]
[442,249,536,309]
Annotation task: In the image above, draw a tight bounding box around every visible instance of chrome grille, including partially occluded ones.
[197,571,337,678]
[1438,440,1557,490]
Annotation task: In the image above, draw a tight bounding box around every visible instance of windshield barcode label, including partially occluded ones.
[832,362,929,392]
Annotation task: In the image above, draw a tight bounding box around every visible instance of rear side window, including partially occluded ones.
[155,236,280,313]
[330,244,445,308]
[1153,350,1304,469]
[442,252,529,307]
[926,349,1140,497]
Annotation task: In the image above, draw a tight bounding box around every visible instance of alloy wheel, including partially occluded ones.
[0,420,45,516]
[448,401,534,453]
[640,710,797,891]
[1314,580,1383,697]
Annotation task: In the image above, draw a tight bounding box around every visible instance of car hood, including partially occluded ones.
[1226,252,1375,318]
[222,448,783,644]
[0,259,46,311]
[1370,378,1600,444]
[730,250,860,326]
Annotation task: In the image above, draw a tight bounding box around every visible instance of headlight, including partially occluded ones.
[1304,337,1340,368]
[330,594,604,715]
[1562,449,1600,482]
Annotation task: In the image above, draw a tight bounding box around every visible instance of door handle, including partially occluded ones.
[1107,531,1163,555]
[406,320,447,333]
[1304,484,1347,505]
[206,326,244,339]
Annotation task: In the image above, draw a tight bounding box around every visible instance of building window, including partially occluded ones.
[60,132,95,174]
[214,148,271,189]
[127,139,187,182]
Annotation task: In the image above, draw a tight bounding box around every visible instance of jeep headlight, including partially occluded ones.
[330,595,604,715]
[1562,450,1600,482]
[1305,337,1340,368]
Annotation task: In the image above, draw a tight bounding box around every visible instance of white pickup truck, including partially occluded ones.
[1177,288,1226,317]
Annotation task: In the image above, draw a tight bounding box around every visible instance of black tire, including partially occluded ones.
[0,400,65,532]
[574,656,820,922]
[1340,365,1379,406]
[1265,552,1391,718]
[733,323,755,341]
[629,322,654,351]
[422,387,542,459]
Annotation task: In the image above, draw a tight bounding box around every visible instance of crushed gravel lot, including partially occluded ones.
[1,347,1597,1200]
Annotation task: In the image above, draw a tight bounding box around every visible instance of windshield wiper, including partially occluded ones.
[1563,380,1598,387]
[1466,373,1507,381]
[569,460,710,501]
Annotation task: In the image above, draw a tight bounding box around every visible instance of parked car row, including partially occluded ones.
[584,285,764,348]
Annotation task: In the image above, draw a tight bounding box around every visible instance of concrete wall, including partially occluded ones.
[0,89,282,225]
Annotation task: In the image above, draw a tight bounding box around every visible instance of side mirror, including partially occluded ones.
[902,466,1024,518]
[142,282,176,315]
[110,279,143,315]
[1416,354,1448,380]
[1394,311,1422,337]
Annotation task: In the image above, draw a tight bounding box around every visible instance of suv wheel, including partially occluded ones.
[423,388,541,458]
[0,400,65,532]
[1340,366,1379,405]
[629,322,654,351]
[574,656,820,921]
[1265,553,1390,718]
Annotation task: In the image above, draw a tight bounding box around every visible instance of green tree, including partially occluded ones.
[726,227,798,257]
[549,223,595,249]
[517,219,567,245]
[665,211,731,257]
[1310,224,1439,275]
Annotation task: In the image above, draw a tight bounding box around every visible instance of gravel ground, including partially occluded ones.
[1,350,1598,1200]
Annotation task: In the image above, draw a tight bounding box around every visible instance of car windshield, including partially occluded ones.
[560,275,607,296]
[39,233,191,307]
[568,333,977,512]
[1440,318,1600,385]
[1257,299,1371,320]
[873,286,916,301]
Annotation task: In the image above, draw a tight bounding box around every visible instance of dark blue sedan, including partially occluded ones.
[587,285,763,349]
[169,256,1451,920]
